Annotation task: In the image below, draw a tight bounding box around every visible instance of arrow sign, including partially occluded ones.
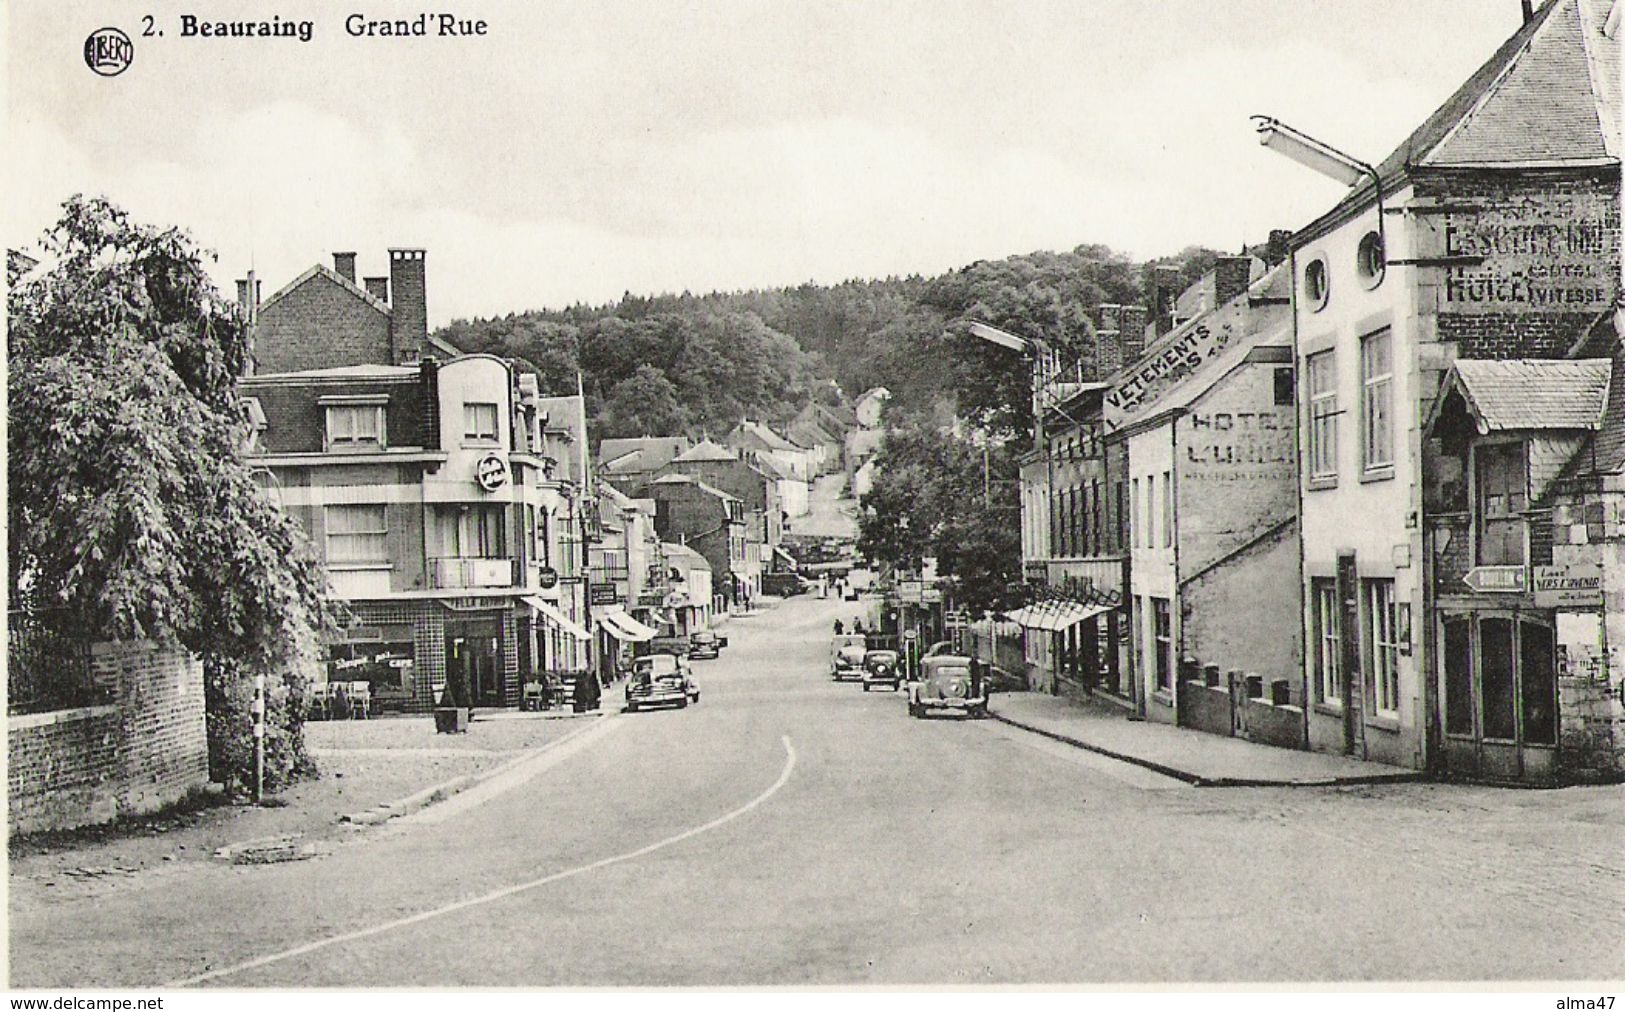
[1463,565,1525,593]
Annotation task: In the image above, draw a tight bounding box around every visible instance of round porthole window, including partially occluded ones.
[1357,230,1386,288]
[1304,257,1330,311]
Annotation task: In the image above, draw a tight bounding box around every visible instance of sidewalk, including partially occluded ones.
[9,710,605,894]
[990,691,1424,787]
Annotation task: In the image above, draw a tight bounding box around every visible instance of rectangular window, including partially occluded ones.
[1307,350,1338,481]
[326,504,388,564]
[1152,598,1172,692]
[1115,479,1127,552]
[536,508,551,566]
[326,404,385,451]
[1475,442,1527,566]
[1161,469,1173,548]
[1365,579,1399,718]
[456,505,507,558]
[1131,478,1141,548]
[1360,329,1392,472]
[464,402,500,443]
[1312,578,1341,706]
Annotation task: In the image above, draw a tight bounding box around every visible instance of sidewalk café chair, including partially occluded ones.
[347,680,372,719]
[307,682,333,721]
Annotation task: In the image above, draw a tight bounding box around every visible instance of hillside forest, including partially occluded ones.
[434,243,1226,446]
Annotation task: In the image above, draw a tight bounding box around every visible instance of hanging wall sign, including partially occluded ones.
[475,452,510,492]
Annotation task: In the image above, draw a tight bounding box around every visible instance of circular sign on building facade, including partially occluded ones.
[475,452,510,492]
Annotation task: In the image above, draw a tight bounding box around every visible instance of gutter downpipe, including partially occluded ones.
[1289,244,1312,752]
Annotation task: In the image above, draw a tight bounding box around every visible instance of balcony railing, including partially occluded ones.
[428,556,518,589]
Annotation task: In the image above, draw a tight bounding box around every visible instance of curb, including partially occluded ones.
[989,710,1426,788]
[338,713,608,826]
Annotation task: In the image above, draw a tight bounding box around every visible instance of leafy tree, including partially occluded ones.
[8,195,327,794]
[857,415,1023,616]
[598,364,689,438]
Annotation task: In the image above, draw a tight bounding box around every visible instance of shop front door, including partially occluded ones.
[1440,611,1557,782]
[447,617,505,708]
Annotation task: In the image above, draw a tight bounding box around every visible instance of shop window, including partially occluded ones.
[1475,443,1527,566]
[1443,617,1473,736]
[325,504,388,564]
[1360,329,1392,473]
[1519,621,1556,745]
[1307,350,1338,481]
[1480,617,1516,740]
[1312,578,1341,706]
[1153,597,1172,692]
[1364,579,1399,718]
[1304,257,1330,311]
[328,632,415,701]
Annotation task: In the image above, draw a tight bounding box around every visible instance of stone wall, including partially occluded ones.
[9,641,210,834]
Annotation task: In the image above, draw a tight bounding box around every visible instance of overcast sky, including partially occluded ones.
[9,1,1526,325]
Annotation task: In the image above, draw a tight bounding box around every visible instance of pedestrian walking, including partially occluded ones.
[834,619,845,636]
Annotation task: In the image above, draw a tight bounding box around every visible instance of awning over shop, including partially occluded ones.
[1004,600,1113,633]
[773,545,799,571]
[522,596,591,641]
[597,608,657,643]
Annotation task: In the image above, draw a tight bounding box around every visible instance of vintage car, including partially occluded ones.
[829,633,868,680]
[625,653,700,712]
[907,654,986,718]
[860,649,901,692]
[688,629,721,660]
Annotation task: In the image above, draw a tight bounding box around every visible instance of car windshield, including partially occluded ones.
[637,655,681,677]
[692,632,715,642]
[867,651,898,662]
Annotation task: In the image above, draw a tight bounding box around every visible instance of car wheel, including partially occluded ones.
[677,697,688,709]
[626,702,638,713]
[692,693,700,705]
[862,683,871,692]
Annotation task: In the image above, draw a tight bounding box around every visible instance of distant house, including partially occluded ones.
[598,436,693,492]
[788,405,844,476]
[727,419,815,484]
[646,474,753,610]
[854,387,891,429]
[667,439,787,572]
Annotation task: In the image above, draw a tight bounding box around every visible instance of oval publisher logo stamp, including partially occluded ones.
[84,27,133,76]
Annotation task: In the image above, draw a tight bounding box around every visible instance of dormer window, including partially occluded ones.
[464,402,499,444]
[322,395,388,452]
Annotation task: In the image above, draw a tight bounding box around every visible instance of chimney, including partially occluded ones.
[388,248,428,365]
[1095,304,1124,378]
[1265,229,1293,266]
[1119,305,1148,364]
[235,278,250,307]
[1149,266,1181,337]
[333,251,357,284]
[1213,256,1254,310]
[1520,0,1534,22]
[364,276,390,302]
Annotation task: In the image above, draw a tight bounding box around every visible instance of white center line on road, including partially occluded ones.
[167,735,799,988]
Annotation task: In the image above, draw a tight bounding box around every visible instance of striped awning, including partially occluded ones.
[1004,600,1113,633]
[523,596,591,641]
[597,608,657,643]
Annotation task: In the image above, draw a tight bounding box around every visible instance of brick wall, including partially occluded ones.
[255,271,393,374]
[9,641,209,834]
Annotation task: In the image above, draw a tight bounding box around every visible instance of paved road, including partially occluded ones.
[10,595,1625,986]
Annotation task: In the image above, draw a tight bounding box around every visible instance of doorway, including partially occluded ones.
[446,616,505,708]
[1439,610,1557,782]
